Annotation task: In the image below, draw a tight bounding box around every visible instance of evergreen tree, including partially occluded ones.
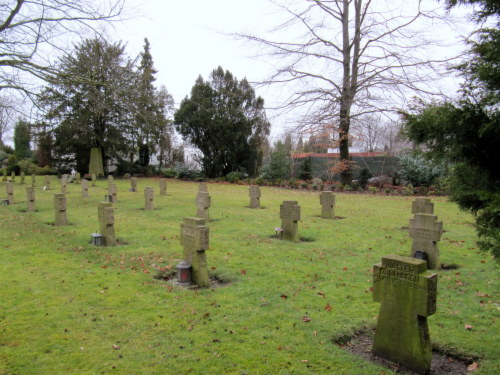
[175,66,270,178]
[14,119,31,160]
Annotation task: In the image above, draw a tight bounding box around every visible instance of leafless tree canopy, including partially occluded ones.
[238,0,460,182]
[0,0,125,98]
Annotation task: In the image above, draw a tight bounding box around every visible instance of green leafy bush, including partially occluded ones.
[226,170,247,183]
[397,152,446,187]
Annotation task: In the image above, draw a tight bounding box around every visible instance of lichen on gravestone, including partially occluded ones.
[372,254,437,374]
[409,213,443,270]
[196,191,211,219]
[180,217,210,287]
[412,198,434,215]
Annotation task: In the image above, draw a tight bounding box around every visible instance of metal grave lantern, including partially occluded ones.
[176,261,192,285]
[90,233,104,246]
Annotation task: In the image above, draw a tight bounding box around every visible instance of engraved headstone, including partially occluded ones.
[44,175,51,190]
[279,200,300,242]
[180,217,209,287]
[6,182,14,205]
[10,171,15,182]
[108,183,117,203]
[196,191,211,219]
[249,185,261,209]
[130,177,137,192]
[26,187,35,212]
[320,191,336,219]
[373,254,437,374]
[159,179,167,196]
[108,175,114,183]
[409,213,443,270]
[2,167,6,181]
[144,186,154,210]
[20,172,25,184]
[60,176,67,194]
[91,173,96,187]
[198,182,208,193]
[412,198,434,215]
[98,202,116,246]
[54,193,68,226]
[31,174,36,187]
[81,179,89,198]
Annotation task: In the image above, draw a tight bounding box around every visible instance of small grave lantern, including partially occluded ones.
[176,261,192,285]
[90,233,104,246]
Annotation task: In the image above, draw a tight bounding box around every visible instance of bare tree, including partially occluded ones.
[0,0,125,99]
[0,95,19,145]
[238,0,460,184]
[351,113,387,152]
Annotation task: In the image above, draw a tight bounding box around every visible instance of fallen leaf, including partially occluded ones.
[240,269,246,275]
[302,316,311,323]
[467,362,479,371]
[464,324,473,330]
[325,304,332,312]
[112,344,120,350]
[281,294,288,299]
[342,267,348,271]
[211,267,217,270]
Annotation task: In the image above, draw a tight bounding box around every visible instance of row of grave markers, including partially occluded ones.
[2,177,446,374]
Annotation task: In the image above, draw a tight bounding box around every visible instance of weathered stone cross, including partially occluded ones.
[320,191,335,219]
[249,185,261,209]
[279,200,300,242]
[409,213,443,269]
[98,202,116,246]
[180,217,210,287]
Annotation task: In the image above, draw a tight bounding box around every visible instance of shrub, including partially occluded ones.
[397,152,446,187]
[226,170,247,183]
[289,179,299,189]
[368,186,378,194]
[401,184,415,196]
[344,184,353,192]
[312,184,318,190]
[255,177,265,186]
[160,168,177,178]
[358,168,372,189]
[301,182,308,189]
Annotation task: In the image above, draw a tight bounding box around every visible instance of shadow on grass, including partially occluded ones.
[268,234,316,242]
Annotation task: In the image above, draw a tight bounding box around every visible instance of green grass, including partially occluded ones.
[0,177,498,374]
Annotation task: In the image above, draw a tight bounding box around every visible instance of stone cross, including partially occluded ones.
[196,191,211,219]
[198,182,208,193]
[44,175,51,190]
[6,182,14,205]
[91,173,96,187]
[2,168,6,181]
[412,198,434,215]
[280,200,301,242]
[373,254,437,374]
[108,183,117,203]
[98,202,116,246]
[26,187,35,212]
[54,193,68,226]
[144,186,154,210]
[75,172,81,182]
[81,179,89,198]
[11,171,15,182]
[20,172,25,184]
[61,176,67,194]
[31,174,36,187]
[67,174,74,184]
[159,179,167,196]
[249,185,261,209]
[180,217,209,287]
[320,191,336,219]
[108,175,114,183]
[409,213,443,270]
[130,177,137,192]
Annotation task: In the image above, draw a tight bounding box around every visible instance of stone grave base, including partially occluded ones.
[154,270,232,289]
[334,329,476,375]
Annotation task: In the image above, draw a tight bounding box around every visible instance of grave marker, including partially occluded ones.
[279,200,300,242]
[98,202,117,246]
[249,185,261,209]
[2,168,6,181]
[412,198,434,215]
[44,175,51,190]
[180,217,209,287]
[81,179,89,198]
[198,182,208,193]
[159,179,167,196]
[6,182,14,205]
[20,172,25,184]
[409,213,443,270]
[320,191,336,219]
[196,191,211,219]
[373,254,437,374]
[31,174,36,187]
[75,172,81,182]
[91,173,96,187]
[144,186,154,210]
[61,176,67,194]
[26,187,35,212]
[11,171,15,182]
[130,177,137,192]
[108,175,114,183]
[108,183,117,203]
[67,174,74,184]
[54,193,68,226]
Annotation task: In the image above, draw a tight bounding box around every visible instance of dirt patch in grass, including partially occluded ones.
[335,329,476,374]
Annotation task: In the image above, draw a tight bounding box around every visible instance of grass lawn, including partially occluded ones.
[0,177,498,374]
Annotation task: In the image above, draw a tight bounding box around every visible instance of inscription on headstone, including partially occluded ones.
[196,191,211,219]
[26,187,35,212]
[108,183,117,203]
[144,186,154,210]
[412,198,434,215]
[54,193,68,226]
[130,177,137,192]
[373,254,437,374]
[6,182,14,205]
[81,179,89,198]
[249,185,261,209]
[280,200,300,242]
[159,179,167,196]
[320,191,336,219]
[409,213,443,270]
[180,217,209,287]
[98,202,116,246]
